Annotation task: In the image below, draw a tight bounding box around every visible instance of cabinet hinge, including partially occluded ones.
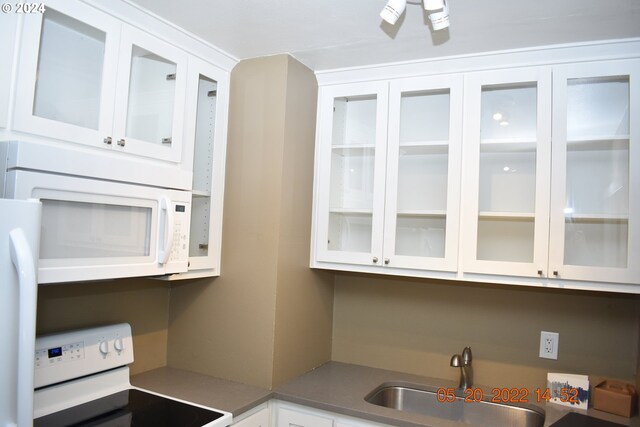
[166,73,176,81]
[207,90,217,97]
[162,137,172,144]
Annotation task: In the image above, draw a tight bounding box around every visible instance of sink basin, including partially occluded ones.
[365,384,545,427]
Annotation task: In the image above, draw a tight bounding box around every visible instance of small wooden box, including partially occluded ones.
[592,381,638,417]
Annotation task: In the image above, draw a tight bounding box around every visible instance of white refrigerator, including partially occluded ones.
[1,199,41,427]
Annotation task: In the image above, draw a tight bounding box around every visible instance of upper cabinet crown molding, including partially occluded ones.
[81,0,238,72]
[315,38,640,86]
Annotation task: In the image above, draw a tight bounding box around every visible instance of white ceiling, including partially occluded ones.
[129,0,640,71]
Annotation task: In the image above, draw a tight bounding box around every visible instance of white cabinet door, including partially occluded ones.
[112,24,188,163]
[166,56,230,278]
[13,1,188,165]
[276,407,333,427]
[13,0,120,147]
[548,59,640,284]
[461,67,552,277]
[314,81,389,267]
[233,404,271,427]
[383,74,463,271]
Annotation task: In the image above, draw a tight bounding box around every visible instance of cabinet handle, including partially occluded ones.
[372,257,378,264]
[537,269,543,276]
[117,138,126,147]
[384,258,390,265]
[104,136,112,145]
[553,270,559,277]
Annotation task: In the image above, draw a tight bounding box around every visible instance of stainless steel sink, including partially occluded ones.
[365,384,545,427]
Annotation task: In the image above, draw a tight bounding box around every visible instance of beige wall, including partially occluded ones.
[166,55,334,389]
[36,278,170,375]
[332,273,640,391]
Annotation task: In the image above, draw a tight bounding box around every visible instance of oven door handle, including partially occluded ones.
[158,197,175,265]
[9,228,38,427]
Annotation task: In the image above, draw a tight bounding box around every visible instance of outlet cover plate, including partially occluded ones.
[540,331,559,360]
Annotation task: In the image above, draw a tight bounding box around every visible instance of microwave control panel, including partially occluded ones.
[34,323,133,389]
[165,202,190,273]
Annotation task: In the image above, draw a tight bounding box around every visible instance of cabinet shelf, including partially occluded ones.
[480,138,537,153]
[331,144,375,156]
[399,140,449,155]
[397,210,446,217]
[478,211,535,219]
[191,189,211,198]
[565,213,629,222]
[566,136,629,151]
[329,208,373,215]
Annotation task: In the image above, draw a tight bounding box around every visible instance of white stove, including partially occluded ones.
[33,324,232,427]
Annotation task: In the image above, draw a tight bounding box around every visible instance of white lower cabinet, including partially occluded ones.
[234,401,390,427]
[274,402,390,427]
[232,403,272,427]
[277,407,333,427]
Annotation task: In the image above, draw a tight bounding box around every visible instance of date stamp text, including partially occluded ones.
[436,387,579,404]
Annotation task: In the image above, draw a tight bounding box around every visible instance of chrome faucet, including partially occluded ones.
[450,347,473,389]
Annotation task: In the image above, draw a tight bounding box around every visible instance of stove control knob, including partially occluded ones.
[99,340,109,355]
[114,337,124,353]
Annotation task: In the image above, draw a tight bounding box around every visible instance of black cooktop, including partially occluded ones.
[34,389,226,427]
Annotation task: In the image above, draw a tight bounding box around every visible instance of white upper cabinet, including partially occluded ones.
[548,59,640,284]
[112,25,187,162]
[314,81,389,266]
[13,0,187,164]
[13,1,120,148]
[383,75,463,271]
[312,76,463,272]
[461,67,552,278]
[164,56,230,279]
[312,41,640,292]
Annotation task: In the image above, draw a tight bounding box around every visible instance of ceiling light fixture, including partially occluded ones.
[424,0,450,30]
[380,0,450,30]
[380,0,407,25]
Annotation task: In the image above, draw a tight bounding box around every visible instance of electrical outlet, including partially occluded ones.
[539,331,559,360]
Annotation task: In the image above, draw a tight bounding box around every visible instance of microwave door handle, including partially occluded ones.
[158,197,175,265]
[9,228,37,427]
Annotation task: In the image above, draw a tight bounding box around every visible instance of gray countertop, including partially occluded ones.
[131,362,639,427]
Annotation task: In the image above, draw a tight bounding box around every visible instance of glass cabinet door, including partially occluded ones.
[112,25,188,163]
[13,0,120,147]
[461,68,552,277]
[314,82,389,266]
[549,60,640,284]
[179,57,229,277]
[383,75,463,271]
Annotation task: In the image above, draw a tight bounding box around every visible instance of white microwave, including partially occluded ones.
[1,142,191,284]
